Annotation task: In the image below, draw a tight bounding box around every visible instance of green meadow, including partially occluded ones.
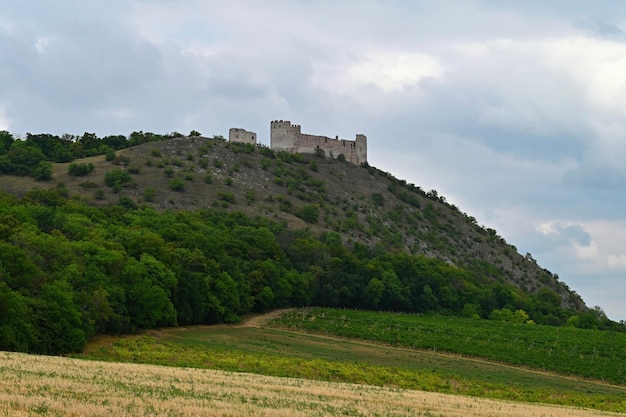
[77,308,626,412]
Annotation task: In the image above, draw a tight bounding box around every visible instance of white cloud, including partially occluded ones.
[0,106,10,130]
[342,52,445,92]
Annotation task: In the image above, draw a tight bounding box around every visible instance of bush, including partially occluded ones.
[218,192,235,203]
[68,163,95,177]
[297,205,319,224]
[104,169,131,188]
[144,187,156,202]
[33,161,53,181]
[169,178,185,192]
[118,196,138,210]
[94,189,105,200]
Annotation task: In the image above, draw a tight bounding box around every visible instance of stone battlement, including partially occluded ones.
[270,120,367,165]
[228,120,368,165]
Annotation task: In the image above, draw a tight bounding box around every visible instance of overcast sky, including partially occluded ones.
[2,1,626,320]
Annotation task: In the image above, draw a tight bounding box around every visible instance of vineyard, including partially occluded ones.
[77,310,626,412]
[270,308,626,385]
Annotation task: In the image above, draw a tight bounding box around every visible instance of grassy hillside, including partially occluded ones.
[0,135,585,312]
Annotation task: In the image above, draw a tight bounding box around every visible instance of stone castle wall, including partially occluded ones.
[270,120,367,165]
[229,128,257,145]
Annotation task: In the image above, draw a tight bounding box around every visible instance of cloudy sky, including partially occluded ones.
[2,1,626,320]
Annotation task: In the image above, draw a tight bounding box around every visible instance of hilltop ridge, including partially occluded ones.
[1,134,584,312]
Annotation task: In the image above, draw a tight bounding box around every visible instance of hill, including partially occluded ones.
[1,135,584,310]
[1,133,621,355]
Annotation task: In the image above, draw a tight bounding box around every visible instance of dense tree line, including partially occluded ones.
[0,189,621,355]
[0,130,186,178]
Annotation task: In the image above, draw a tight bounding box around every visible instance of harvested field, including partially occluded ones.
[0,351,621,417]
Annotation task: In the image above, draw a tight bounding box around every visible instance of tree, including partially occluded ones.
[0,130,14,154]
[4,141,46,175]
[33,161,53,181]
[31,280,87,354]
[104,168,131,189]
[0,282,37,351]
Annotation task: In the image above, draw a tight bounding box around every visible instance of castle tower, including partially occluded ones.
[270,120,301,152]
[356,134,367,164]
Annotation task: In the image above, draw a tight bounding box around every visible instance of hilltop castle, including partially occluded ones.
[229,121,367,165]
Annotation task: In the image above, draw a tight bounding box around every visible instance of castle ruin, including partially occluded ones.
[270,120,367,165]
[228,120,367,165]
[228,128,257,145]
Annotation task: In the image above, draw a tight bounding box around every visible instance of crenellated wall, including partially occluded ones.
[270,120,367,165]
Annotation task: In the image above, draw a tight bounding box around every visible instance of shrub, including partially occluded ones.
[33,161,53,181]
[144,187,156,202]
[104,169,131,188]
[203,174,213,184]
[68,163,94,177]
[117,196,138,210]
[94,189,105,200]
[169,178,185,192]
[260,147,275,158]
[218,192,235,203]
[296,205,319,224]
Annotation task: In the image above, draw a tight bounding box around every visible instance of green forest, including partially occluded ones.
[0,186,622,355]
[0,129,189,179]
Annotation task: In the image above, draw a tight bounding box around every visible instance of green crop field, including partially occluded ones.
[269,308,626,385]
[77,309,626,412]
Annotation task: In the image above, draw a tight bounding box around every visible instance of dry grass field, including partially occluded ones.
[1,351,623,417]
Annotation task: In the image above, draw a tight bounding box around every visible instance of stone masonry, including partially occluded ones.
[228,121,368,165]
[270,120,367,165]
[228,128,257,145]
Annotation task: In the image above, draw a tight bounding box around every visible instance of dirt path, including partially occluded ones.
[239,308,294,328]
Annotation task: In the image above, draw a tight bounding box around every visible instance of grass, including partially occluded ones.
[269,308,626,384]
[75,310,626,412]
[1,351,624,417]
